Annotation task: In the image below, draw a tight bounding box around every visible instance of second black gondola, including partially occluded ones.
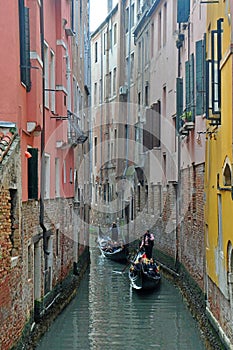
[129,251,161,291]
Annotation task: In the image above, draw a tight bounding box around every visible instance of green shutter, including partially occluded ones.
[203,34,206,115]
[185,60,190,110]
[24,7,31,92]
[18,1,31,91]
[28,148,38,199]
[190,53,195,121]
[176,77,183,131]
[196,40,203,115]
[177,0,190,23]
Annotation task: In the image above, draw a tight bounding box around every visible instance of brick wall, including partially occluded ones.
[149,163,205,289]
[0,138,27,350]
[0,139,89,349]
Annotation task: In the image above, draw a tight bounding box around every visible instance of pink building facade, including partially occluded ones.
[0,1,90,349]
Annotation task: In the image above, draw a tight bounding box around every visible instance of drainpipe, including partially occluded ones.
[175,22,182,271]
[39,0,49,255]
[65,50,72,138]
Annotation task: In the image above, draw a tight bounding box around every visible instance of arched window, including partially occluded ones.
[223,163,231,186]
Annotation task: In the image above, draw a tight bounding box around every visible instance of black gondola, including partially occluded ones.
[128,251,161,291]
[97,230,129,263]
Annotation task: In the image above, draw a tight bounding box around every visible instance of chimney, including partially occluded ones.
[107,0,113,13]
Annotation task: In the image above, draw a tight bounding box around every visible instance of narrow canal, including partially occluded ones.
[36,244,206,350]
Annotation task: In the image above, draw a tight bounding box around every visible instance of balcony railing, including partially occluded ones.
[67,110,88,145]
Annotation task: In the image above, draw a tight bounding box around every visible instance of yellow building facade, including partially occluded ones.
[205,0,233,346]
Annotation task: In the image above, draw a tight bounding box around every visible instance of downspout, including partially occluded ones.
[39,0,49,255]
[175,22,182,271]
[126,0,132,244]
[65,50,72,138]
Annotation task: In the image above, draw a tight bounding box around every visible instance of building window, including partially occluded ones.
[163,153,167,180]
[126,56,129,82]
[105,74,108,99]
[125,7,129,33]
[109,71,112,97]
[145,31,149,64]
[63,159,67,184]
[94,137,97,165]
[28,148,38,199]
[44,42,49,108]
[206,18,223,123]
[56,229,59,257]
[113,68,116,95]
[163,3,167,46]
[137,185,141,211]
[104,32,106,55]
[18,0,31,91]
[69,168,73,184]
[55,158,60,197]
[50,50,56,112]
[138,92,141,110]
[99,79,102,103]
[145,85,149,106]
[114,23,117,45]
[109,28,112,51]
[131,3,135,28]
[95,41,98,62]
[94,82,97,105]
[158,11,161,50]
[151,22,154,58]
[185,55,195,119]
[130,53,134,82]
[163,85,166,118]
[44,154,50,199]
[223,164,231,186]
[138,41,141,72]
[114,129,117,159]
[196,38,206,116]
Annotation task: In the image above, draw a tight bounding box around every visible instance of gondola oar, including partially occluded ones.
[112,249,139,274]
[112,259,132,275]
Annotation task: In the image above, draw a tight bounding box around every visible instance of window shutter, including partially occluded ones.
[24,7,31,92]
[185,60,190,110]
[177,0,190,23]
[196,37,206,116]
[28,148,38,199]
[176,77,183,131]
[19,0,26,83]
[18,1,31,91]
[153,101,161,147]
[190,53,195,121]
[206,59,211,118]
[196,41,202,115]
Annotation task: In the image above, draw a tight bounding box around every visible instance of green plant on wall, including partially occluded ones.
[181,110,192,123]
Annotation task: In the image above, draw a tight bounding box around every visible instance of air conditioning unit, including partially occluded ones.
[119,85,128,95]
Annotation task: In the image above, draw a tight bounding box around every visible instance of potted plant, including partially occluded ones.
[181,110,192,123]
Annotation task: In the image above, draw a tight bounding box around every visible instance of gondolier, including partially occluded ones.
[140,230,154,259]
[111,222,119,242]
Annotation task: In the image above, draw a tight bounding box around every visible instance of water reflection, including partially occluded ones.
[36,246,206,350]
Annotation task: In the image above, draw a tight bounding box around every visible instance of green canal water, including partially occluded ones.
[36,246,206,350]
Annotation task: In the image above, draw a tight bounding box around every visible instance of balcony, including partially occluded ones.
[67,110,88,146]
[179,110,194,135]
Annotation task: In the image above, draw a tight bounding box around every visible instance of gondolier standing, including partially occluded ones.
[111,222,119,242]
[140,230,154,259]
